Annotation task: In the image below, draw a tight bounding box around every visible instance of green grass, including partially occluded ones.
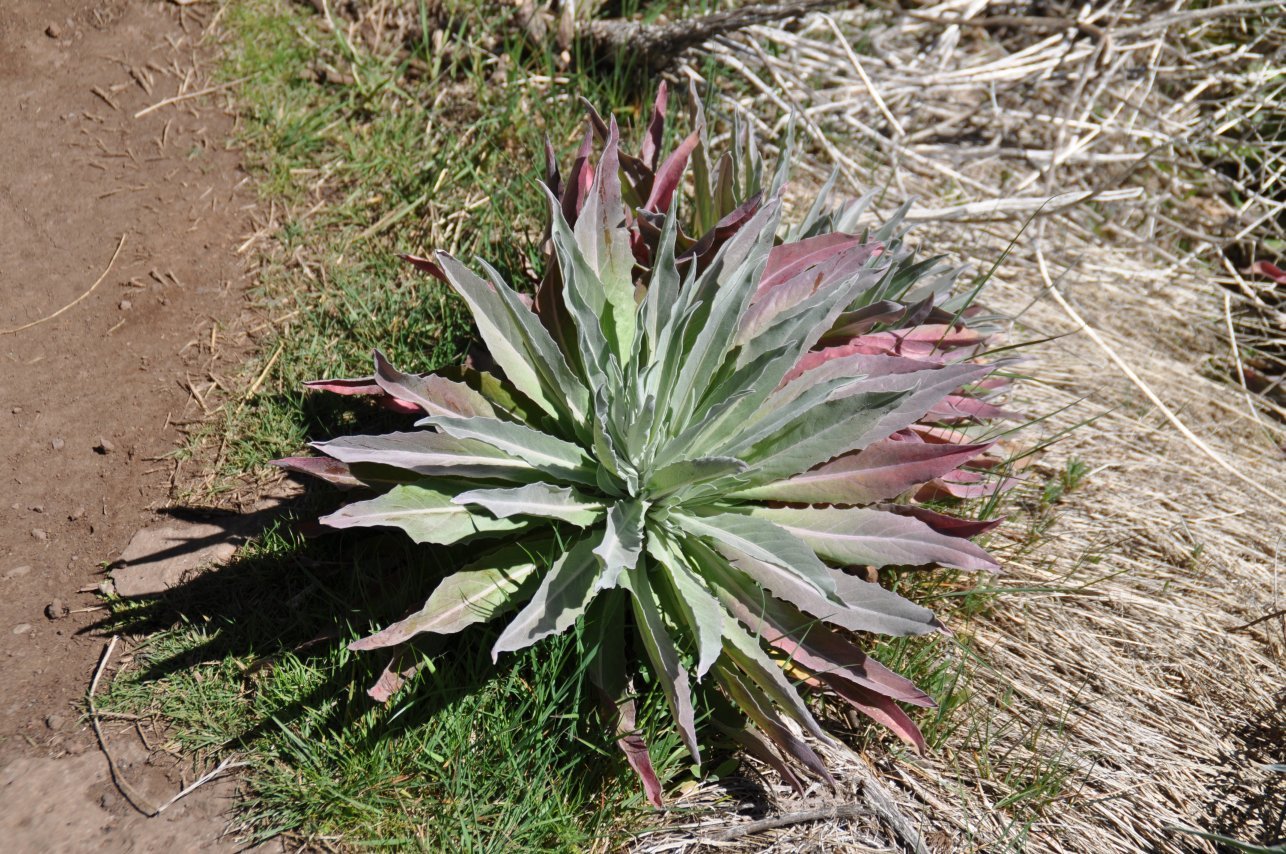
[100,515,688,849]
[96,0,1083,848]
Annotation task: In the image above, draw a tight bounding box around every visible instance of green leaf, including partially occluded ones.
[732,390,913,484]
[313,431,537,482]
[695,535,940,637]
[319,482,526,544]
[673,511,837,599]
[720,611,834,746]
[349,542,546,650]
[572,124,637,359]
[372,350,495,418]
[647,456,747,498]
[622,566,701,765]
[749,505,998,571]
[592,499,647,592]
[649,535,724,680]
[420,416,597,487]
[437,252,589,426]
[492,534,603,660]
[666,201,780,428]
[453,483,603,527]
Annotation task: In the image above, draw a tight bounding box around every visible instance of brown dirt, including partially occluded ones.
[0,0,252,849]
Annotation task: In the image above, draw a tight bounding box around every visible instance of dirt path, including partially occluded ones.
[0,1,251,849]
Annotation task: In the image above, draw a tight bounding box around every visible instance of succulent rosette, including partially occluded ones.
[278,84,1014,804]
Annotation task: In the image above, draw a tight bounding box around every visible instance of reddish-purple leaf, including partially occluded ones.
[822,301,906,342]
[730,726,808,795]
[373,350,494,418]
[618,731,663,807]
[759,233,878,292]
[880,503,1004,539]
[640,81,668,171]
[679,191,763,273]
[271,456,363,489]
[644,129,701,213]
[399,252,447,283]
[304,376,424,414]
[367,653,423,703]
[561,126,595,225]
[305,376,382,395]
[927,394,1019,422]
[542,135,561,199]
[817,674,927,753]
[1243,260,1286,283]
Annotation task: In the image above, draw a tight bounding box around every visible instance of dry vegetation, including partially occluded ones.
[608,1,1286,850]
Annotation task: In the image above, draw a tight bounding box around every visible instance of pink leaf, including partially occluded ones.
[400,253,447,283]
[818,675,927,753]
[1243,260,1286,283]
[271,456,363,489]
[304,376,382,395]
[618,732,664,808]
[927,394,1020,422]
[759,233,880,293]
[880,503,1004,539]
[644,129,701,213]
[639,81,668,171]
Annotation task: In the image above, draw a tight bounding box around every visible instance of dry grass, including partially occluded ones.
[627,1,1286,850]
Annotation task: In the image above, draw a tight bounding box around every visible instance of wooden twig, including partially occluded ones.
[134,76,249,118]
[88,637,159,816]
[1,235,125,336]
[705,803,871,842]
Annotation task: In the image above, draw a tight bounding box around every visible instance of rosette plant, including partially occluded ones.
[279,85,1013,804]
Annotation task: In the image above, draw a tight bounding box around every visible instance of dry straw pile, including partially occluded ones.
[633,0,1285,850]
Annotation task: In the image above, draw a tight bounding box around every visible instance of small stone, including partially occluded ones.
[12,623,32,635]
[69,506,85,521]
[45,23,61,38]
[30,505,44,514]
[51,437,64,451]
[118,299,131,311]
[89,523,97,535]
[94,437,115,454]
[45,714,64,731]
[3,565,32,580]
[31,529,48,541]
[11,407,21,414]
[45,599,68,620]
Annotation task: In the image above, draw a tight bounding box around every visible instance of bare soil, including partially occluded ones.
[0,1,251,849]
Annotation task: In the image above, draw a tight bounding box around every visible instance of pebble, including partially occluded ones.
[51,437,65,451]
[13,624,32,635]
[31,528,48,541]
[94,437,115,455]
[30,504,44,514]
[11,406,21,414]
[45,714,65,731]
[45,23,61,38]
[45,599,68,620]
[3,565,32,580]
[69,506,86,521]
[118,299,132,311]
